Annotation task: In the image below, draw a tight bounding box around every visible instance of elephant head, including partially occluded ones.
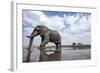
[27,25,49,38]
[27,25,43,38]
[26,25,49,50]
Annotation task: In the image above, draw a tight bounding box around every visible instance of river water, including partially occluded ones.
[23,47,91,62]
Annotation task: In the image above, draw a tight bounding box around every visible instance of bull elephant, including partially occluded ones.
[27,25,61,53]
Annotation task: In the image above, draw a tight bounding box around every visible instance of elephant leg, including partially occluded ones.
[55,43,58,50]
[55,43,61,53]
[40,40,48,52]
[58,43,61,52]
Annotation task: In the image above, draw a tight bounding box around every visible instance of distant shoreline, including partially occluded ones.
[23,45,91,49]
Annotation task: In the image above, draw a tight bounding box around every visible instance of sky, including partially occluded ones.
[22,10,91,47]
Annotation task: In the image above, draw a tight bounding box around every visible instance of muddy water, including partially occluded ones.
[23,47,91,62]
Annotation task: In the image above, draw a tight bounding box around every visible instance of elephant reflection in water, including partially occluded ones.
[27,25,61,53]
[39,50,61,61]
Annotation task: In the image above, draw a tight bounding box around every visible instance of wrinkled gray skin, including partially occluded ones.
[27,25,61,52]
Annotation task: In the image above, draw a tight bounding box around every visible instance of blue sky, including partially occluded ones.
[22,10,91,46]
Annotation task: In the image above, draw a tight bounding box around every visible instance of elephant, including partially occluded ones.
[27,25,61,53]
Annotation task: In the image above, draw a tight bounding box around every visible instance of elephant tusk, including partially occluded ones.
[26,35,34,38]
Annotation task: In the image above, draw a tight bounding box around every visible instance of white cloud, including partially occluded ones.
[45,16,65,30]
[29,11,48,22]
[64,14,79,25]
[29,11,65,30]
[78,16,91,31]
[60,14,91,45]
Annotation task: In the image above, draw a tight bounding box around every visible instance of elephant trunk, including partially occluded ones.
[26,30,39,50]
[27,37,34,50]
